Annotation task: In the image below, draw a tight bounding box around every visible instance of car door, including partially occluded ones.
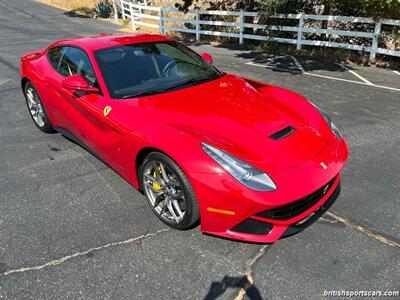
[45,46,127,164]
[44,46,102,137]
[44,46,76,131]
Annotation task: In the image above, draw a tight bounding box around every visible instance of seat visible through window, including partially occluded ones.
[96,46,167,93]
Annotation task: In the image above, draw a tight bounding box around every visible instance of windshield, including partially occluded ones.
[94,41,223,99]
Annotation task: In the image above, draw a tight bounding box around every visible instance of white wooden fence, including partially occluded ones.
[114,1,400,62]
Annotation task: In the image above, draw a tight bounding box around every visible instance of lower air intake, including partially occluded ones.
[230,218,273,235]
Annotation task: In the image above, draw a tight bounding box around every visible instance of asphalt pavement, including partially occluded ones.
[0,1,399,299]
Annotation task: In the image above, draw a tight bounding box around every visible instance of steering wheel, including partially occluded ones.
[161,59,200,77]
[162,60,178,77]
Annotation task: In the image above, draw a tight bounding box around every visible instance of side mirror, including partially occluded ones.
[201,53,213,64]
[62,75,99,93]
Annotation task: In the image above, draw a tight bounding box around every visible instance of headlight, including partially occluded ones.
[311,103,343,139]
[201,143,277,192]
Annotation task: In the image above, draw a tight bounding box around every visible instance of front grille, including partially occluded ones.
[255,176,337,220]
[281,181,341,238]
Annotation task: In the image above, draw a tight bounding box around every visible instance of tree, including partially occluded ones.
[364,0,400,19]
[174,0,262,34]
[174,0,400,19]
[174,0,260,11]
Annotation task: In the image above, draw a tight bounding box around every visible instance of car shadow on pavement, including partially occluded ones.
[204,275,263,300]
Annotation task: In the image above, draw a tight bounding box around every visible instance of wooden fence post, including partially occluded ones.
[112,0,118,21]
[120,0,125,19]
[130,3,136,31]
[159,7,164,35]
[239,10,244,44]
[296,13,305,50]
[195,9,200,41]
[369,21,381,63]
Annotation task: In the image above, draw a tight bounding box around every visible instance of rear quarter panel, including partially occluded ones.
[21,49,58,124]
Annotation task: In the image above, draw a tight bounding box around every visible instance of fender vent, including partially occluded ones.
[269,126,295,140]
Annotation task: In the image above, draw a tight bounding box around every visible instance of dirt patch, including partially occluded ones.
[38,0,96,17]
[38,0,97,11]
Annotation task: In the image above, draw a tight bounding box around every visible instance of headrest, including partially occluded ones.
[98,49,125,63]
[133,49,146,56]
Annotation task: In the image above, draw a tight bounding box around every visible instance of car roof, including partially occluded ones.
[48,33,174,52]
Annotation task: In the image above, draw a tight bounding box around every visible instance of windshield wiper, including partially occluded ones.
[120,89,167,99]
[120,74,220,99]
[163,75,218,92]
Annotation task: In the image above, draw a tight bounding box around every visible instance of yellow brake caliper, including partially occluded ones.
[152,165,162,191]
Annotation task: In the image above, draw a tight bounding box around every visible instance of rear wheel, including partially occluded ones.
[139,152,200,229]
[24,81,54,133]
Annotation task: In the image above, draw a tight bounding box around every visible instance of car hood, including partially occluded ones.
[120,74,331,172]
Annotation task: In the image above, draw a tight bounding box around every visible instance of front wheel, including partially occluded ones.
[139,152,200,229]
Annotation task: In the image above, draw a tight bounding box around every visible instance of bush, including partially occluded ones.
[258,0,400,20]
[94,0,113,18]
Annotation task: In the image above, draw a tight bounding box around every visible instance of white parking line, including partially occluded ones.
[299,72,400,92]
[303,71,400,92]
[302,72,375,86]
[338,64,374,85]
[245,57,400,93]
[393,70,400,76]
[290,56,305,73]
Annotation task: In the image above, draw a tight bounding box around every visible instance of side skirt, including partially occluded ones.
[53,127,103,162]
[53,126,139,191]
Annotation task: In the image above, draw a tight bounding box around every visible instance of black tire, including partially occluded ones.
[139,152,200,230]
[24,81,55,133]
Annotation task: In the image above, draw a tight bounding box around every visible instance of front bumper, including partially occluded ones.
[280,180,340,239]
[190,136,348,243]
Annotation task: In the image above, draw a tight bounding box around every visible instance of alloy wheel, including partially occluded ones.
[26,86,45,128]
[142,160,186,224]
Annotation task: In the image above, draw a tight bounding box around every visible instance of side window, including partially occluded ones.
[47,47,63,71]
[58,47,97,86]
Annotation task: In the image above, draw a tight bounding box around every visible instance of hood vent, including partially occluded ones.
[269,126,295,140]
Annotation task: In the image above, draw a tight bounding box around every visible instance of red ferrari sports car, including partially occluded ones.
[20,33,348,243]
